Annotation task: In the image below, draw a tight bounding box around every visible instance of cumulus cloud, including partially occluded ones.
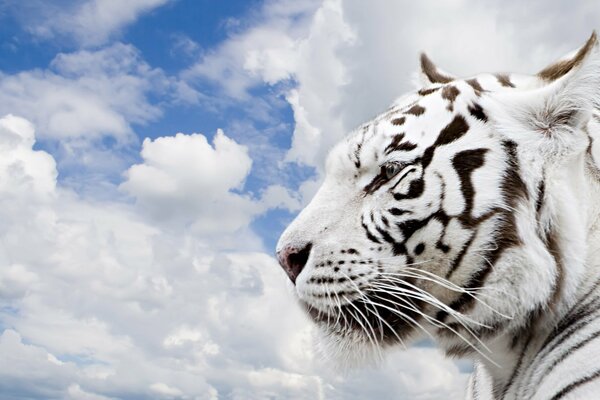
[0,329,78,399]
[290,0,600,169]
[0,114,57,200]
[0,42,200,197]
[0,43,196,143]
[0,115,312,398]
[181,0,320,100]
[121,130,250,235]
[0,115,468,399]
[184,0,600,173]
[120,128,301,246]
[5,1,598,398]
[15,0,172,47]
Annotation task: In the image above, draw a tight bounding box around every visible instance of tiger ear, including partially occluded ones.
[419,53,455,86]
[491,32,600,153]
[537,31,598,81]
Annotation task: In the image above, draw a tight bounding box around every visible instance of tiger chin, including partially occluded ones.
[276,32,600,399]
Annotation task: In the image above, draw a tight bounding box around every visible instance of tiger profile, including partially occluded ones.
[276,32,600,399]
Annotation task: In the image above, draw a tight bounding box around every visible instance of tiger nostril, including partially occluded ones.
[277,242,313,284]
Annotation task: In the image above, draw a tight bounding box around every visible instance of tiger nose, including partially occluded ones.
[276,242,313,284]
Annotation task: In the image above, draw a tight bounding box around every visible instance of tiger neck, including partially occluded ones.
[473,153,600,396]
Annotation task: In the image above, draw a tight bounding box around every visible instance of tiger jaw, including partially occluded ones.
[296,273,427,347]
[291,246,466,347]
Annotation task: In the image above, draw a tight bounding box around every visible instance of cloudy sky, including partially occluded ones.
[0,0,598,399]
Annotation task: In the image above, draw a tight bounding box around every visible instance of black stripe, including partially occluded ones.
[396,141,417,151]
[389,167,418,192]
[435,115,470,147]
[445,216,519,317]
[421,114,470,169]
[396,218,430,242]
[466,79,484,94]
[388,208,411,216]
[496,74,515,88]
[545,226,564,309]
[535,179,545,216]
[375,224,397,245]
[523,295,600,392]
[364,174,386,194]
[501,333,534,398]
[542,329,600,380]
[444,233,475,279]
[361,219,381,244]
[451,148,488,221]
[404,104,426,116]
[468,103,487,122]
[393,178,424,200]
[391,116,406,125]
[417,87,440,96]
[549,368,600,400]
[501,140,529,201]
[352,126,368,169]
[385,133,406,154]
[445,141,526,315]
[547,294,600,352]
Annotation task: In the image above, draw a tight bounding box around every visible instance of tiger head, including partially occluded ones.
[276,33,600,365]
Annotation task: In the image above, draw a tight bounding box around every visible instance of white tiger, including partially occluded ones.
[276,32,600,399]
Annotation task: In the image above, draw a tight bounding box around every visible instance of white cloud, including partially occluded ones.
[7,1,598,398]
[289,0,600,170]
[184,0,600,173]
[0,43,194,143]
[120,129,257,234]
[67,384,116,400]
[0,114,57,200]
[0,43,200,197]
[26,0,172,47]
[260,184,302,211]
[0,329,77,399]
[0,264,38,300]
[149,382,183,398]
[0,114,469,399]
[120,129,301,242]
[181,0,320,100]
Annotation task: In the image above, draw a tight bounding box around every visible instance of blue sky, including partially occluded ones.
[0,1,598,399]
[0,0,313,251]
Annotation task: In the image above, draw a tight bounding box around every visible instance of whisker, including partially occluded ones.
[370,282,493,354]
[368,292,436,341]
[324,283,335,330]
[373,278,489,329]
[370,279,493,343]
[340,271,385,361]
[368,286,497,364]
[376,270,514,320]
[343,297,382,362]
[360,295,408,349]
[366,256,436,266]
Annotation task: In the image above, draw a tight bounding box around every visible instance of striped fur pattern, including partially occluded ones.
[277,33,600,399]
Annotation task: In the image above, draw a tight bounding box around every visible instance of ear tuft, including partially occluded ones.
[533,34,600,134]
[419,53,455,86]
[537,31,598,81]
[488,34,600,156]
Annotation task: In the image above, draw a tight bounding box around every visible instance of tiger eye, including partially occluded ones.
[382,162,402,179]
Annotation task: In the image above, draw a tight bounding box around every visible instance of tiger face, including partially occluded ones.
[277,34,600,364]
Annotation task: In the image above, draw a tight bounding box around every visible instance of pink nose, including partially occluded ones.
[276,242,312,284]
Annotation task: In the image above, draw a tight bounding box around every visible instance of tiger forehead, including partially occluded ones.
[347,79,489,169]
